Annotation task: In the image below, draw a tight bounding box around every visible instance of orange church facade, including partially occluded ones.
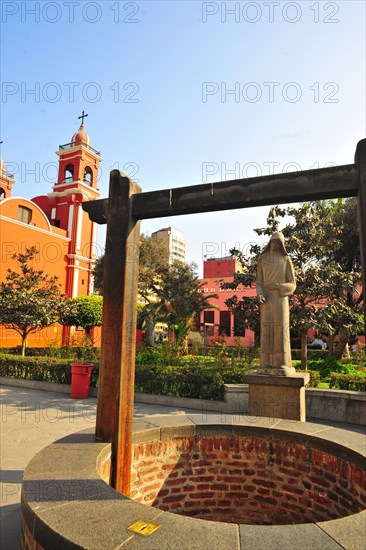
[0,120,102,349]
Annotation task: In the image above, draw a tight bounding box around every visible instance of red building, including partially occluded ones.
[199,257,255,347]
[199,257,364,349]
[0,118,102,348]
[203,256,242,278]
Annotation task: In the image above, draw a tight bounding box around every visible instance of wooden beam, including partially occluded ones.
[94,170,141,497]
[82,195,108,224]
[132,163,357,219]
[355,139,366,340]
[83,164,357,223]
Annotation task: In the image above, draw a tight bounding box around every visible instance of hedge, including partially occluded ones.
[291,349,328,361]
[0,355,100,387]
[0,354,252,401]
[329,373,366,392]
[1,354,364,399]
[134,363,254,400]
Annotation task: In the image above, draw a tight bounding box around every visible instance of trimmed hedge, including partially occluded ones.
[329,373,366,392]
[0,355,99,388]
[1,353,364,399]
[134,363,253,400]
[0,354,252,401]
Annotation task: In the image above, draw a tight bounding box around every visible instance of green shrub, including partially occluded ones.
[329,373,366,391]
[1,349,364,400]
[308,371,321,387]
[135,343,258,369]
[307,358,361,382]
[0,354,99,387]
[351,347,366,366]
[134,363,252,400]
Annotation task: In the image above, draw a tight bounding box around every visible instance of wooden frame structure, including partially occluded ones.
[83,139,366,495]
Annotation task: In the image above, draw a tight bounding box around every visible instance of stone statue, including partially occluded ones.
[256,232,296,376]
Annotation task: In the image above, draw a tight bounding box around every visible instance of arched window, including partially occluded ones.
[84,166,93,185]
[0,187,5,199]
[64,164,74,182]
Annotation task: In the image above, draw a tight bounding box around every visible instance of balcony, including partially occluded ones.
[59,142,101,155]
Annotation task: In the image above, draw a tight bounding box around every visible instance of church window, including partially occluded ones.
[17,206,32,224]
[64,164,74,182]
[0,187,5,199]
[84,166,93,185]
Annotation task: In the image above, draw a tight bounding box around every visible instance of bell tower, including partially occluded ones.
[54,111,101,197]
[47,113,103,299]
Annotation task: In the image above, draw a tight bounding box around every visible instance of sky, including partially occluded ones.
[1,0,365,276]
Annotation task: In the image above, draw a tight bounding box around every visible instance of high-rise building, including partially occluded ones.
[151,226,187,264]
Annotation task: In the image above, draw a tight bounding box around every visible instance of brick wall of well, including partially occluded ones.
[130,435,366,525]
[20,518,45,550]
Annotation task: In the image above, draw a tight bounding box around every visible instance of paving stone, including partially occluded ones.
[2,385,366,550]
[239,523,343,549]
[317,510,366,550]
[124,512,240,550]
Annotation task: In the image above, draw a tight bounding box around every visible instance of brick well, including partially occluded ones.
[131,435,366,525]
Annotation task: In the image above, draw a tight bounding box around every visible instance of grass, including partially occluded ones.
[317,382,329,389]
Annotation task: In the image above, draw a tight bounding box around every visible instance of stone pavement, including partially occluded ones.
[1,384,365,550]
[0,384,201,550]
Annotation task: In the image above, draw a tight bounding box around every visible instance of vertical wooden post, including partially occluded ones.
[355,139,366,340]
[95,170,141,496]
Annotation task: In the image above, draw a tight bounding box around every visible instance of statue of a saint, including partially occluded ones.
[256,232,296,376]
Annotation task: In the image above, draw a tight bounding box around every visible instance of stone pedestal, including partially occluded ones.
[243,372,310,421]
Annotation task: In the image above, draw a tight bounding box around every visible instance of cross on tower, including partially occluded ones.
[78,110,88,125]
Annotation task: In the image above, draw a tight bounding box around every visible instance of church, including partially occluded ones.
[0,115,102,348]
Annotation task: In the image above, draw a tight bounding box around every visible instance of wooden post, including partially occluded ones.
[355,139,366,340]
[95,170,141,496]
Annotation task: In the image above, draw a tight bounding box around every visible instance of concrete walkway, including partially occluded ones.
[0,384,203,550]
[1,384,364,550]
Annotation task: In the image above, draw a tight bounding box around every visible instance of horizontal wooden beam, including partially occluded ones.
[82,194,108,224]
[82,164,358,223]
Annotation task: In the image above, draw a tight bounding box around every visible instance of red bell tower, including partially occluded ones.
[47,113,103,300]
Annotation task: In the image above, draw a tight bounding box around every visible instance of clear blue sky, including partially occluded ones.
[1,1,365,274]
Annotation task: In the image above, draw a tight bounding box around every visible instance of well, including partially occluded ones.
[131,431,365,524]
[21,415,366,550]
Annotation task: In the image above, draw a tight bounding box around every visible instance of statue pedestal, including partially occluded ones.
[243,372,310,422]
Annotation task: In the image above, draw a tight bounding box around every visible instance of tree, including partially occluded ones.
[92,255,104,295]
[224,201,363,368]
[223,271,260,346]
[61,295,103,339]
[313,198,363,358]
[137,234,169,345]
[0,247,73,356]
[92,234,170,346]
[157,261,217,352]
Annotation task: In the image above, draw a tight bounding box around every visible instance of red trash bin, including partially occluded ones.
[70,363,93,399]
